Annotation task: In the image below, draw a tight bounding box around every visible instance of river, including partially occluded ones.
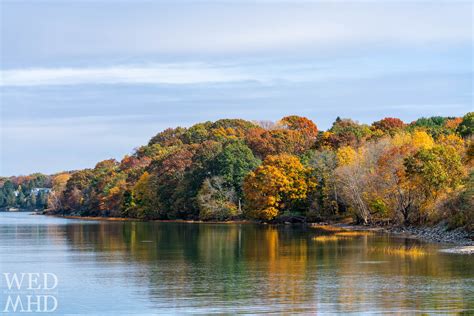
[0,212,472,314]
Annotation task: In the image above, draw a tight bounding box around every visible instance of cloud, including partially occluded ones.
[1,1,471,175]
[0,64,259,86]
[0,60,368,86]
[1,2,471,67]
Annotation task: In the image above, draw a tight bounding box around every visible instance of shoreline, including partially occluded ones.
[45,214,473,253]
[47,214,253,224]
[323,223,474,254]
[324,223,473,246]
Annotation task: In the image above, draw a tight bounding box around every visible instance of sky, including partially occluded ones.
[0,0,472,176]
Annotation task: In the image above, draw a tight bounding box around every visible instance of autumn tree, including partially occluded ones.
[304,149,340,219]
[405,145,465,192]
[372,117,405,135]
[440,171,473,230]
[90,159,122,215]
[245,116,318,158]
[130,172,161,219]
[372,140,421,224]
[279,116,318,137]
[321,118,372,148]
[210,119,255,142]
[52,114,472,228]
[197,176,238,221]
[182,122,212,144]
[404,145,466,222]
[335,143,375,224]
[243,154,314,221]
[334,131,438,225]
[147,146,196,219]
[62,169,94,213]
[445,117,463,131]
[457,112,474,138]
[148,127,186,147]
[47,173,71,211]
[409,116,455,138]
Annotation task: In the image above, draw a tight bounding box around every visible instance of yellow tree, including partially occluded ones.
[47,173,71,211]
[243,154,314,221]
[334,145,373,224]
[412,130,434,149]
[132,172,160,219]
[336,146,357,166]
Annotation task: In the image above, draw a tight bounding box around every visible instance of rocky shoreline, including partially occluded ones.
[384,224,473,246]
[384,225,474,255]
[329,222,474,254]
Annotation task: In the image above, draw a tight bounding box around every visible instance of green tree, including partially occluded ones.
[16,188,26,208]
[456,112,474,138]
[409,116,454,138]
[6,191,16,207]
[27,192,37,209]
[305,149,339,219]
[37,191,48,209]
[214,141,260,197]
[405,145,465,195]
[0,190,6,207]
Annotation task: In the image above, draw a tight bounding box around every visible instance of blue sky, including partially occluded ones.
[0,1,472,176]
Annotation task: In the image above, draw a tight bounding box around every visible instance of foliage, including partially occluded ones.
[279,115,318,137]
[372,117,405,135]
[32,113,470,229]
[409,116,457,138]
[456,112,474,138]
[320,118,372,148]
[214,141,260,197]
[336,146,357,166]
[245,116,318,158]
[131,172,160,219]
[197,177,238,221]
[304,149,340,219]
[440,171,473,231]
[0,173,51,210]
[405,145,465,196]
[243,154,314,221]
[411,130,434,149]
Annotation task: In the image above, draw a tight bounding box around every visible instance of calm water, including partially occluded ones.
[0,212,473,314]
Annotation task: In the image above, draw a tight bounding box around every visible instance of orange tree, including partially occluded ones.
[371,117,405,135]
[243,154,315,221]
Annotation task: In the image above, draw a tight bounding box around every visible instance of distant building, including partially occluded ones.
[30,188,52,195]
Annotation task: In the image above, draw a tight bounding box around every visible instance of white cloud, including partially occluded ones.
[1,53,469,87]
[0,64,256,86]
[1,2,471,65]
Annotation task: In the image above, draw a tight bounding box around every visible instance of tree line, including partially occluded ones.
[0,173,51,210]
[6,113,473,230]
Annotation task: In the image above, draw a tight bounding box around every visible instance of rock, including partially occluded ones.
[385,223,473,247]
[439,246,474,255]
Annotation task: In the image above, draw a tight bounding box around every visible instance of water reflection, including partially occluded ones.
[0,213,473,314]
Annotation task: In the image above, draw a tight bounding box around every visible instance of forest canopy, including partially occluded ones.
[3,113,473,230]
